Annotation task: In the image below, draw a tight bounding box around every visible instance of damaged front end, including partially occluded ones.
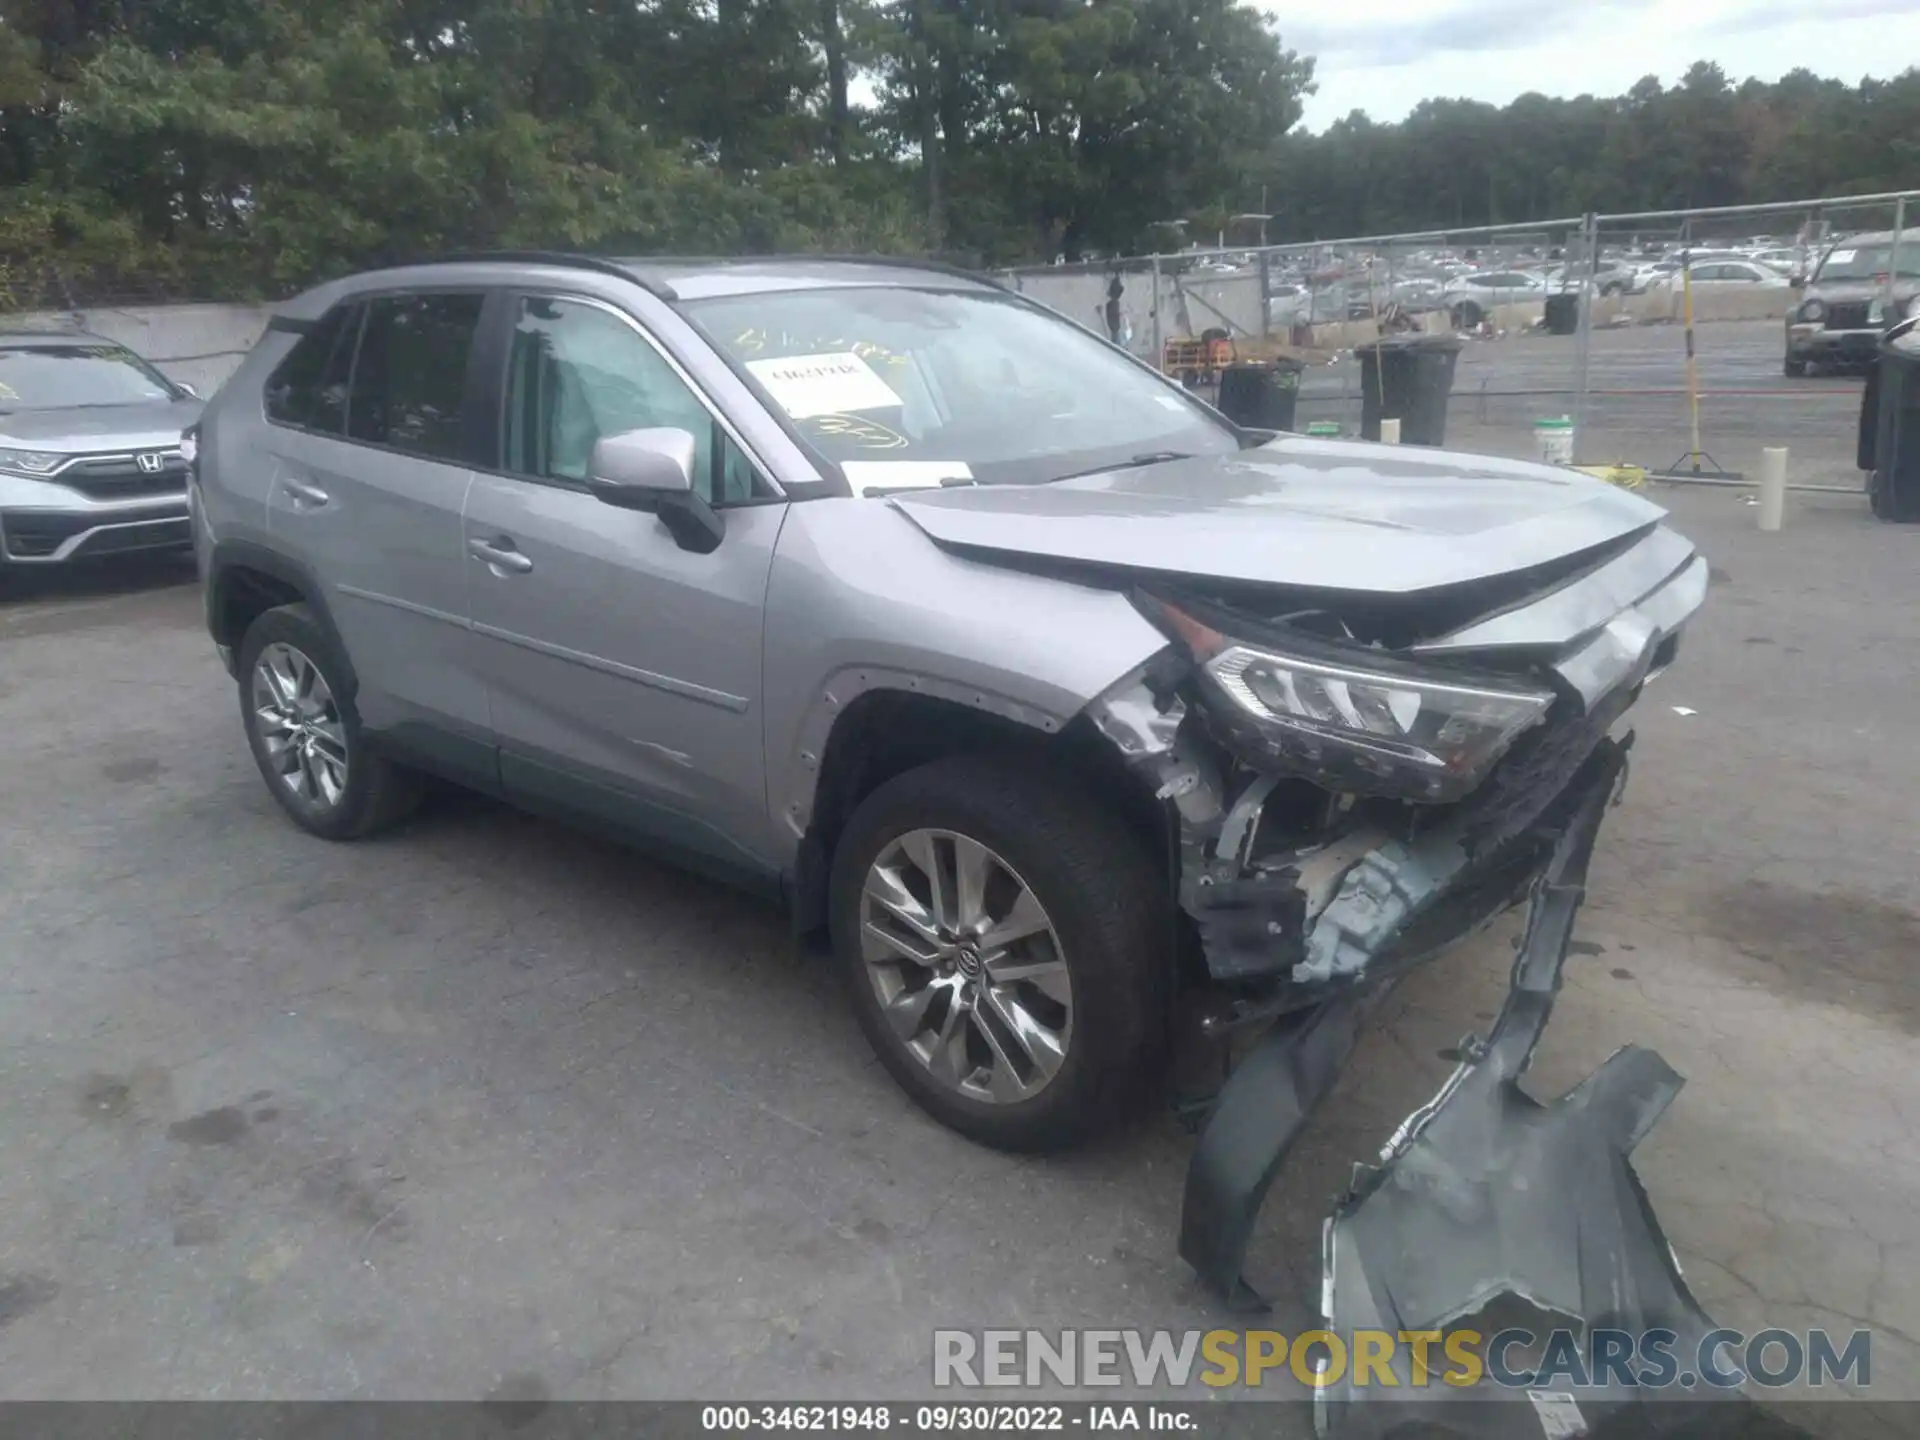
[1084,524,1711,1390]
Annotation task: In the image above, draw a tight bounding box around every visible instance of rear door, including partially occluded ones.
[263,289,495,785]
[460,290,788,885]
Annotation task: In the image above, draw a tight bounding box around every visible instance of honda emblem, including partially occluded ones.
[136,451,165,474]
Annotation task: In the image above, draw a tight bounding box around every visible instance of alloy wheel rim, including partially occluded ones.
[859,828,1072,1105]
[250,642,348,808]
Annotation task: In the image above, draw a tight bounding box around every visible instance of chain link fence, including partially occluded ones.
[5,191,1913,489]
[1002,190,1919,494]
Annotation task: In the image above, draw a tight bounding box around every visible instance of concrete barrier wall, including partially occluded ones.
[9,304,270,396]
[1591,287,1795,326]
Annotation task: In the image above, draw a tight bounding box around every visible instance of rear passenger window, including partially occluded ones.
[346,293,483,461]
[264,304,359,433]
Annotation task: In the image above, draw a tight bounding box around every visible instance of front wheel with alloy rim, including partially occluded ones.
[828,755,1168,1153]
[237,603,421,840]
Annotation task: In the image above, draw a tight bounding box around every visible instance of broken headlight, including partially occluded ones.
[1143,595,1554,804]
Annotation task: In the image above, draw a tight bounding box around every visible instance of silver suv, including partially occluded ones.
[0,328,200,573]
[1785,230,1919,375]
[195,254,1711,1330]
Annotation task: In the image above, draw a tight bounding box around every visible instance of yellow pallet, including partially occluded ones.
[1574,463,1648,491]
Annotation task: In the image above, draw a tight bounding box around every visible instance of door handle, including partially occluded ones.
[468,536,534,574]
[282,476,330,507]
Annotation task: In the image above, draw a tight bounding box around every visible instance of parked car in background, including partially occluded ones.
[1629,259,1679,293]
[1748,248,1804,274]
[1650,258,1792,297]
[1785,231,1920,376]
[1539,261,1634,296]
[1440,270,1545,326]
[1267,282,1347,327]
[0,328,200,577]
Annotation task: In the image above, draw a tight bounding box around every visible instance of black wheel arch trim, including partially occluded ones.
[206,539,358,699]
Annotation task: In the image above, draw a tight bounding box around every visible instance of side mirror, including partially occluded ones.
[177,382,199,399]
[586,426,724,554]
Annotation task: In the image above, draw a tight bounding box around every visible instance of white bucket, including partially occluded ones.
[1535,417,1575,466]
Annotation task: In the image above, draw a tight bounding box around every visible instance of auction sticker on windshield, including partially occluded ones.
[746,351,902,420]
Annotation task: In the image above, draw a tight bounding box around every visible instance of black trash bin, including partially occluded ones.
[1357,334,1464,446]
[1543,292,1580,336]
[1216,360,1304,432]
[1865,317,1920,522]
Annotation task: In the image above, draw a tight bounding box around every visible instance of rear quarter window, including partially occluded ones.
[264,305,360,433]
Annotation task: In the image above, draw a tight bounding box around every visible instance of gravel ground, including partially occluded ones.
[0,463,1915,1425]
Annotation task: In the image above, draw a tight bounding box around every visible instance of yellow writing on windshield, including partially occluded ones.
[807,413,909,449]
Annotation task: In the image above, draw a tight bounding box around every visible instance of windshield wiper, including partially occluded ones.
[1048,450,1192,484]
[862,477,982,498]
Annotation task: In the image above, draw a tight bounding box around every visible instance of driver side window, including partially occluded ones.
[502,295,762,503]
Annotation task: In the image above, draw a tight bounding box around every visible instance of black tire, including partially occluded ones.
[236,603,421,841]
[1867,469,1914,522]
[1451,300,1483,329]
[1783,354,1808,378]
[828,755,1169,1153]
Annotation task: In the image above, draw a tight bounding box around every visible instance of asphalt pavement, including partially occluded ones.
[0,477,1916,1418]
[1295,318,1869,485]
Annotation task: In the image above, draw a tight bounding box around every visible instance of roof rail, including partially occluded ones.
[401,250,678,300]
[807,254,1007,290]
[618,252,1007,292]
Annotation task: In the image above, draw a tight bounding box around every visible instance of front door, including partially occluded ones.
[461,292,787,884]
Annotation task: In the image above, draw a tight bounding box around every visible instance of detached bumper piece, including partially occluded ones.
[1315,738,1727,1437]
[1178,735,1637,1309]
[1178,988,1373,1313]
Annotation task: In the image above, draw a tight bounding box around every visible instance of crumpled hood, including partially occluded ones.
[0,399,201,453]
[888,438,1665,595]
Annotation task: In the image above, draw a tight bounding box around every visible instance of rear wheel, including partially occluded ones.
[828,755,1168,1153]
[237,603,421,841]
[1451,300,1484,329]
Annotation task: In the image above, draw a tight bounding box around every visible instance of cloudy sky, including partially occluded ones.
[1261,0,1920,131]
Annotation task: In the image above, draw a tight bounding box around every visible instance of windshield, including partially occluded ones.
[1815,245,1920,284]
[683,287,1241,490]
[0,343,178,410]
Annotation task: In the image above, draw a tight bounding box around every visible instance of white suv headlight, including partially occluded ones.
[0,447,67,477]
